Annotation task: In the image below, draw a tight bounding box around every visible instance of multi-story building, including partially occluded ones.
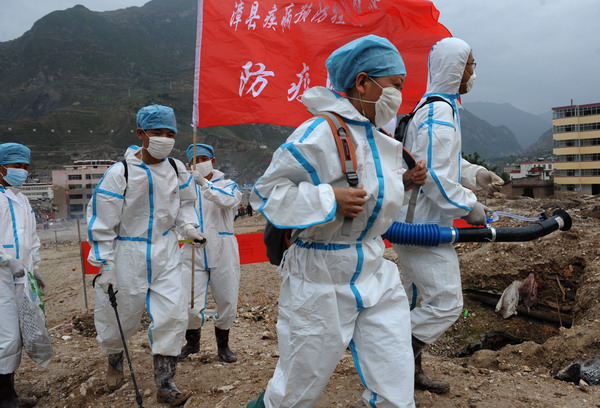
[553,102,600,194]
[52,160,115,219]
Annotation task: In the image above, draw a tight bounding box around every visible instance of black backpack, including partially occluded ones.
[394,96,455,145]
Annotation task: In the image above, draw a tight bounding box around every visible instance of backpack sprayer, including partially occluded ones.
[382,209,572,246]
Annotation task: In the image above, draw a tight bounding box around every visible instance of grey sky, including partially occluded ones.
[1,0,598,115]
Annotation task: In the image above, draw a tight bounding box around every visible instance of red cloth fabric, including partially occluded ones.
[194,0,451,127]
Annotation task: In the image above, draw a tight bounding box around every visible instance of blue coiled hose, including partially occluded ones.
[382,222,457,247]
[382,209,572,246]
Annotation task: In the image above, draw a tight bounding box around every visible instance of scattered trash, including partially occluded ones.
[554,358,600,386]
[495,280,522,318]
[519,272,539,312]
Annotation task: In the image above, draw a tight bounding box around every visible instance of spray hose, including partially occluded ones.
[382,209,572,246]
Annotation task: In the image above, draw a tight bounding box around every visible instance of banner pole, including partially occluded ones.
[77,217,89,313]
[191,127,198,308]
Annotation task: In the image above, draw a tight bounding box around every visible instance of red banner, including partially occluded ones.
[81,234,395,274]
[81,233,271,274]
[194,0,451,128]
[80,241,101,275]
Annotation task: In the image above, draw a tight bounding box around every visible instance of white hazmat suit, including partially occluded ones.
[251,86,414,408]
[87,146,198,356]
[180,169,242,330]
[393,38,486,344]
[0,185,41,374]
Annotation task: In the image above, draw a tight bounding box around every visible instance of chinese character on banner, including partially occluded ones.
[287,63,311,102]
[230,0,245,31]
[245,1,261,30]
[239,61,275,97]
[194,0,451,128]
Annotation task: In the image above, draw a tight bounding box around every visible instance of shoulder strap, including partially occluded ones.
[168,157,179,177]
[121,159,128,183]
[121,159,128,196]
[420,95,455,118]
[314,111,358,237]
[316,111,358,188]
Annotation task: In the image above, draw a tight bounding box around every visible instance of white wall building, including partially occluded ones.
[508,160,554,181]
[21,183,54,201]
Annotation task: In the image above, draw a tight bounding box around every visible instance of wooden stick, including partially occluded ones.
[555,292,563,328]
[191,245,195,309]
[76,218,89,313]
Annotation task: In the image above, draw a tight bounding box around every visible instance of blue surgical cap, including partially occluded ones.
[326,34,406,92]
[186,143,214,162]
[136,105,177,133]
[0,143,31,165]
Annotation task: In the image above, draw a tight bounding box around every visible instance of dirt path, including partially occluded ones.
[14,197,600,407]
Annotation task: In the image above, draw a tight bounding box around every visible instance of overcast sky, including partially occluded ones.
[1,0,598,115]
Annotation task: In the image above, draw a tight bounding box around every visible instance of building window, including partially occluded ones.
[581,138,600,147]
[68,174,82,180]
[581,169,600,176]
[580,122,600,132]
[554,106,600,118]
[69,204,84,212]
[92,173,103,179]
[85,174,92,179]
[69,184,83,190]
[70,194,83,199]
[556,170,580,177]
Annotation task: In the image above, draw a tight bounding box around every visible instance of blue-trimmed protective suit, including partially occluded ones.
[87,146,197,356]
[0,186,41,374]
[180,169,242,330]
[251,86,415,408]
[393,38,486,344]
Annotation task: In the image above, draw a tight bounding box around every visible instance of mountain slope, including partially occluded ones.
[460,108,522,158]
[524,128,553,158]
[463,102,551,149]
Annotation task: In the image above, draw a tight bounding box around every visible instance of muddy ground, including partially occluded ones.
[15,193,600,407]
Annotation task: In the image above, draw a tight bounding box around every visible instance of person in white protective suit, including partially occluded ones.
[0,143,44,408]
[392,37,504,394]
[178,143,242,362]
[247,35,428,408]
[86,105,207,407]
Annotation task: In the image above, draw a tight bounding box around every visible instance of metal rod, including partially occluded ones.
[108,285,144,407]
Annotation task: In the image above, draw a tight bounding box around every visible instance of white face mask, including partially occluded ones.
[350,77,402,127]
[145,134,175,159]
[374,85,403,128]
[195,160,213,177]
[463,72,476,93]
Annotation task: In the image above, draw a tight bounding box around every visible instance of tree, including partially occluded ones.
[462,152,510,183]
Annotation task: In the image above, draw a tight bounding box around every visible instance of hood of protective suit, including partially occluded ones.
[426,37,471,95]
[124,145,142,163]
[301,87,368,122]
